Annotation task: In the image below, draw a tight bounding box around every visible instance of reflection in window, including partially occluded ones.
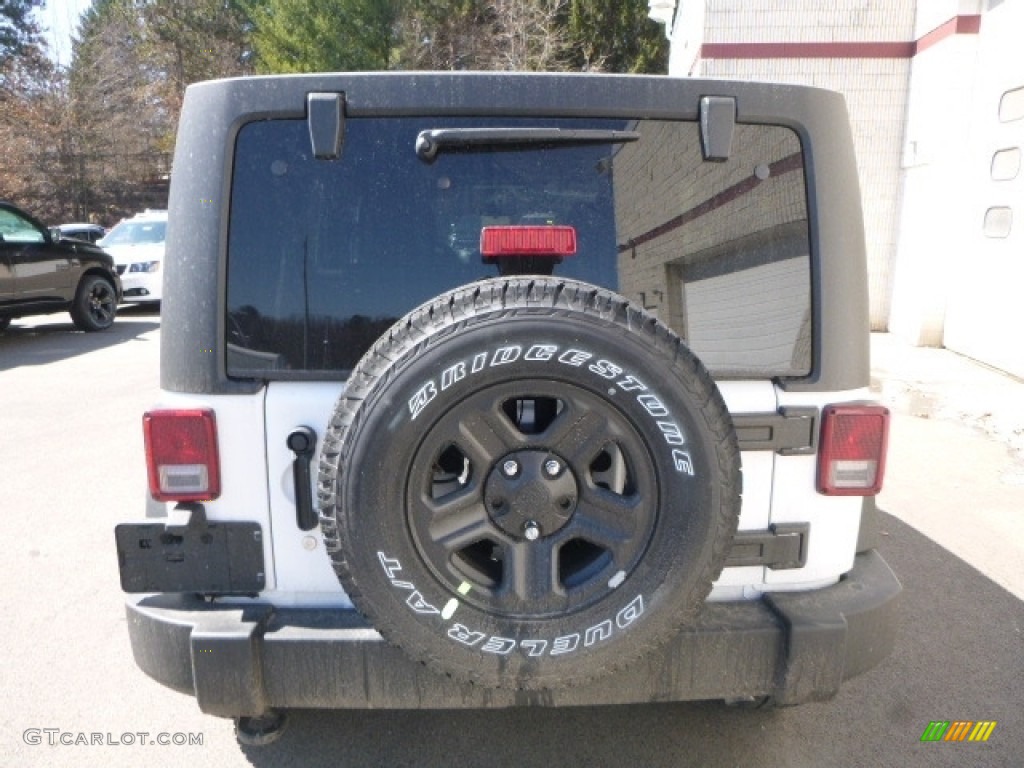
[613,124,810,376]
[227,117,811,379]
[0,209,45,243]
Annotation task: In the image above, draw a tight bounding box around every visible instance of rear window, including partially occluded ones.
[226,116,811,379]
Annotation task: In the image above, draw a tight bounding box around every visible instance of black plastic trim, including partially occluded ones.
[307,92,345,159]
[733,407,818,454]
[699,95,736,161]
[727,523,810,570]
[414,127,640,162]
[286,427,318,531]
[115,504,265,594]
[162,73,869,396]
[856,496,880,553]
[124,549,899,715]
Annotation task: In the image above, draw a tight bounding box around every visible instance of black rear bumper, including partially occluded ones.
[125,549,900,716]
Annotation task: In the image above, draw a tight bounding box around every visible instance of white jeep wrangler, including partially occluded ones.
[115,72,899,744]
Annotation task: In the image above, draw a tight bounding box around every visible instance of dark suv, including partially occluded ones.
[0,201,121,332]
[115,73,900,744]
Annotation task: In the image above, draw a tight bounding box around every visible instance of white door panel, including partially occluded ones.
[711,380,777,592]
[265,382,350,603]
[152,390,276,588]
[257,381,865,598]
[765,388,872,587]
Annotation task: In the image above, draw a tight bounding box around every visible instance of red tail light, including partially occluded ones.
[480,225,577,257]
[143,409,221,502]
[817,404,890,496]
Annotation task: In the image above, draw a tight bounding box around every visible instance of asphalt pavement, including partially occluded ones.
[0,318,1020,767]
[873,332,1024,600]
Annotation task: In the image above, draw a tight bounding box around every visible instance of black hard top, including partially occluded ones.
[162,72,868,395]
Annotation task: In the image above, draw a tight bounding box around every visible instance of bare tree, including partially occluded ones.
[57,0,250,223]
[487,0,570,71]
[393,0,497,70]
[394,0,574,72]
[0,49,81,221]
[66,0,170,222]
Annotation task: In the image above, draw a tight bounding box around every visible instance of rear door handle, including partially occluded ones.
[287,427,318,531]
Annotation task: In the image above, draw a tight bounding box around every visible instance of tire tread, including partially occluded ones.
[316,277,741,689]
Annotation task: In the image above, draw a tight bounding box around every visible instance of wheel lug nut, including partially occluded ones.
[523,521,540,541]
[544,459,562,477]
[502,459,519,477]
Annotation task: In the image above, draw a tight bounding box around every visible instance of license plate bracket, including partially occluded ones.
[116,504,265,594]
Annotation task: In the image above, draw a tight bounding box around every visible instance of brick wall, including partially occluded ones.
[613,120,811,373]
[682,0,918,331]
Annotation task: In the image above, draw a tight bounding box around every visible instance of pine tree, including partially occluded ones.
[0,0,44,69]
[245,0,398,73]
[566,0,667,73]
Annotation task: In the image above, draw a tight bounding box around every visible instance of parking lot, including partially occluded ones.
[1,311,1021,767]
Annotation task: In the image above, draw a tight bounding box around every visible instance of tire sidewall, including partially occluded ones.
[333,310,736,687]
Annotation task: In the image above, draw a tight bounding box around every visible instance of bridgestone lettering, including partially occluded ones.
[408,382,437,421]
[440,362,466,390]
[491,346,521,366]
[524,344,557,361]
[405,342,692,473]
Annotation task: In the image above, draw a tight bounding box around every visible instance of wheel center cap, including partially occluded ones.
[484,450,578,540]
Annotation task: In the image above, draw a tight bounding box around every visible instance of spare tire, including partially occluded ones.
[317,278,741,689]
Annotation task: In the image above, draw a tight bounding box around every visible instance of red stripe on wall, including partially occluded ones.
[702,41,914,60]
[617,152,803,254]
[701,14,981,60]
[916,14,981,55]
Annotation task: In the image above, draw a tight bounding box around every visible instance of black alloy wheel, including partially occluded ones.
[318,277,741,690]
[71,275,117,331]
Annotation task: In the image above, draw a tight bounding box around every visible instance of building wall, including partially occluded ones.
[888,2,983,345]
[671,0,918,331]
[656,0,1022,375]
[612,121,813,375]
[939,0,1024,378]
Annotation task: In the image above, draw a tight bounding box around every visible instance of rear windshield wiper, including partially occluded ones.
[415,127,640,163]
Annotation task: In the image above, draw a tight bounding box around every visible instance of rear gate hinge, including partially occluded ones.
[307,92,345,160]
[726,523,810,570]
[731,406,818,455]
[699,95,736,162]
